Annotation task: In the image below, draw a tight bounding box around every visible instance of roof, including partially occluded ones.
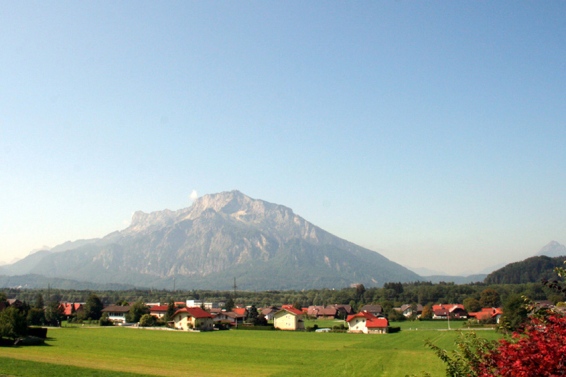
[276,307,303,316]
[101,305,131,313]
[149,305,169,312]
[360,304,383,313]
[432,304,467,315]
[233,308,247,316]
[346,311,389,328]
[468,307,503,321]
[59,303,84,316]
[173,307,213,319]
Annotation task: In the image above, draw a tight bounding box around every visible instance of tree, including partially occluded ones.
[126,300,149,323]
[139,314,156,327]
[44,301,63,326]
[0,306,28,341]
[33,293,44,310]
[164,299,176,322]
[479,315,566,377]
[479,288,500,308]
[84,294,103,320]
[463,297,482,313]
[245,305,259,324]
[224,298,235,312]
[500,294,529,332]
[26,307,45,326]
[420,331,496,377]
[420,304,433,320]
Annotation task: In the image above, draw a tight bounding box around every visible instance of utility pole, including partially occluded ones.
[233,277,237,298]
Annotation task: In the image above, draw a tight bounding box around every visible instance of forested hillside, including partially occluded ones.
[484,256,566,285]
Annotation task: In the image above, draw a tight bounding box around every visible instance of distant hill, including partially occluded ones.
[0,274,137,290]
[536,241,566,257]
[484,255,566,285]
[422,274,487,284]
[1,190,421,290]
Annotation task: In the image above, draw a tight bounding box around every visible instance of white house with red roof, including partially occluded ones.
[172,307,214,331]
[432,304,468,319]
[149,305,170,318]
[468,307,503,323]
[346,311,389,334]
[273,307,305,331]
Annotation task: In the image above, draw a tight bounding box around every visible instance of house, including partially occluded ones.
[306,304,351,319]
[259,306,280,321]
[273,307,305,331]
[213,311,239,327]
[468,308,503,323]
[346,311,389,334]
[359,304,383,317]
[101,305,131,324]
[149,305,169,318]
[172,307,214,331]
[432,304,468,319]
[59,302,84,319]
[333,304,353,319]
[396,304,423,318]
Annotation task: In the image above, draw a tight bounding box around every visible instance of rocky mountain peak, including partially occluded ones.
[536,240,566,257]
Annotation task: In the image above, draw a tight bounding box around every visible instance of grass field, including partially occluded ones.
[0,326,501,377]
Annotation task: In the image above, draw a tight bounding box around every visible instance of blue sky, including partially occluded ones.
[1,1,565,275]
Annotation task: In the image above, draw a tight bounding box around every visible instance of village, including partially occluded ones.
[20,298,508,334]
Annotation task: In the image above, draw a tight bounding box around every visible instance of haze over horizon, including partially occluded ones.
[2,2,565,275]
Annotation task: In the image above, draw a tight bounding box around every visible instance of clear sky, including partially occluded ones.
[1,1,565,275]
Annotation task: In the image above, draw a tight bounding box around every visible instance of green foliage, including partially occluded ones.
[499,294,529,332]
[26,307,46,326]
[33,293,44,309]
[0,306,28,340]
[479,288,500,308]
[463,297,481,312]
[423,332,496,377]
[164,298,176,322]
[99,312,113,326]
[83,293,104,320]
[138,314,156,327]
[485,255,566,285]
[224,297,235,312]
[126,300,149,323]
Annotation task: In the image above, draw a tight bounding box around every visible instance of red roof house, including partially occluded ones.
[346,311,389,334]
[468,307,503,323]
[172,307,214,331]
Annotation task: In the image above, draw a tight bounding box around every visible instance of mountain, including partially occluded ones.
[0,274,137,290]
[484,255,566,285]
[536,241,566,258]
[422,274,487,284]
[2,190,421,290]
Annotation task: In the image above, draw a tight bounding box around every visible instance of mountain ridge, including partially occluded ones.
[2,190,421,290]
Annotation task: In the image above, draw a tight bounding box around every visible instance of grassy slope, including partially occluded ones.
[0,327,501,377]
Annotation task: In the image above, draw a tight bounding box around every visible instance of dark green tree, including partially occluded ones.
[500,294,529,332]
[463,297,482,313]
[245,305,259,324]
[139,314,156,327]
[26,307,45,326]
[33,293,44,310]
[44,301,63,326]
[126,300,149,323]
[224,298,235,312]
[479,288,500,308]
[84,294,104,320]
[0,306,28,341]
[164,299,176,322]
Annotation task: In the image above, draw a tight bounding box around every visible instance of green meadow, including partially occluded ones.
[0,326,501,377]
